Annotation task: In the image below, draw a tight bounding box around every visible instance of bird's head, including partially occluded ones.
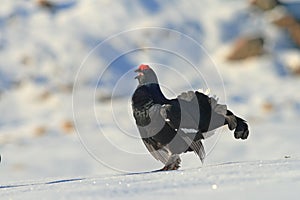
[134,64,158,85]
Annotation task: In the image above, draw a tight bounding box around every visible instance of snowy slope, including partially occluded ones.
[1,0,300,199]
[1,159,300,199]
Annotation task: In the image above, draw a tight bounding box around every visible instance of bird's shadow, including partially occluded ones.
[0,178,85,190]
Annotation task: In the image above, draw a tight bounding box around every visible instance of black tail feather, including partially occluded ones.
[234,117,249,140]
[224,111,237,131]
[225,110,249,140]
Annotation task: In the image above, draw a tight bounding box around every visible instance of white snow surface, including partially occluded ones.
[1,0,300,199]
[1,159,300,199]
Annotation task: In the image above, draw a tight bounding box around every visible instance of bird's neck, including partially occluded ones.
[143,83,168,104]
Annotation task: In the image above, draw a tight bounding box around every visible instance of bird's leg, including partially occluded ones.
[160,154,181,171]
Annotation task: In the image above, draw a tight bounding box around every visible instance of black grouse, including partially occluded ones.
[131,64,249,171]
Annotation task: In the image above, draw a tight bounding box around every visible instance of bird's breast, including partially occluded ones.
[133,100,154,126]
[135,104,167,138]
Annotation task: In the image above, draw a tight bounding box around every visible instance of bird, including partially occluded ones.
[131,64,249,171]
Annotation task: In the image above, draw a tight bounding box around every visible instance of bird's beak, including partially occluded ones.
[134,69,143,79]
[135,72,144,79]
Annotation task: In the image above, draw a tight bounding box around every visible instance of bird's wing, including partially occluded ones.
[163,91,228,133]
[193,91,228,132]
[158,92,201,136]
[142,138,170,165]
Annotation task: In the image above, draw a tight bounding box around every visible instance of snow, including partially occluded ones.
[1,159,300,199]
[1,0,300,199]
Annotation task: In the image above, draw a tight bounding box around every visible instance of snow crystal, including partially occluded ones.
[212,184,218,190]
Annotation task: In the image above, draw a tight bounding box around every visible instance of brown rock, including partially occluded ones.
[250,0,279,11]
[273,15,297,28]
[34,126,47,137]
[98,94,112,102]
[59,84,73,93]
[261,102,274,113]
[21,55,33,66]
[36,0,55,9]
[288,24,300,48]
[227,36,265,61]
[293,67,300,75]
[61,120,75,134]
[273,15,300,48]
[97,93,124,102]
[37,91,52,102]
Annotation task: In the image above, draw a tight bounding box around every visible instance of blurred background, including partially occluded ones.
[1,0,300,184]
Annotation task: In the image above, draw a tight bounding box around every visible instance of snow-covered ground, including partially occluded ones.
[1,159,300,199]
[1,0,300,199]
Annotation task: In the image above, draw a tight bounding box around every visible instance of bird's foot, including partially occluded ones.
[159,165,180,171]
[159,157,181,171]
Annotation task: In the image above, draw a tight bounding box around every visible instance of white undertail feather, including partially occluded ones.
[198,88,211,95]
[180,128,198,134]
[198,88,219,102]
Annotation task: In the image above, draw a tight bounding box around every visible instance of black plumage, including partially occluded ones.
[131,64,249,171]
